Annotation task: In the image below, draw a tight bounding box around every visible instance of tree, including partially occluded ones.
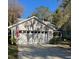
[51,8,63,26]
[50,0,71,42]
[8,0,23,44]
[31,6,52,21]
[59,0,71,39]
[8,0,23,26]
[51,0,71,28]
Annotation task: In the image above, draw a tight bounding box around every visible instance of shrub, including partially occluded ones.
[8,36,16,45]
[49,36,61,44]
[8,35,11,44]
[49,31,62,44]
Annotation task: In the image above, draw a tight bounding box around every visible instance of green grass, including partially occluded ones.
[8,44,18,59]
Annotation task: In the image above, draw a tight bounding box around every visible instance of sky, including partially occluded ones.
[19,0,61,18]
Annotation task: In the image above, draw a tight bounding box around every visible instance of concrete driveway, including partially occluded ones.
[18,44,71,59]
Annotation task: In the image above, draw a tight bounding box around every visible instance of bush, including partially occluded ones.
[49,31,62,44]
[8,36,16,45]
[8,35,11,44]
[49,36,61,44]
[12,37,17,45]
[8,44,18,59]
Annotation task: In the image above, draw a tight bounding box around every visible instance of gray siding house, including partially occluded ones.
[8,16,56,45]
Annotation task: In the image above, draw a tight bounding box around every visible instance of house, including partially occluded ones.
[8,16,56,45]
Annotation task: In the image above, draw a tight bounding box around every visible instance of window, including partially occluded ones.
[27,31,30,33]
[34,31,37,33]
[45,31,47,33]
[42,31,44,33]
[38,31,40,33]
[31,31,34,33]
[19,30,22,33]
[23,30,26,33]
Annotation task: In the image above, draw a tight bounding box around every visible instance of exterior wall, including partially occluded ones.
[12,18,54,45]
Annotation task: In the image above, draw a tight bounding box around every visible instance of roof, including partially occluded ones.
[8,16,56,31]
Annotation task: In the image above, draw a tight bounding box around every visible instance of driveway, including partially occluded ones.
[18,44,71,59]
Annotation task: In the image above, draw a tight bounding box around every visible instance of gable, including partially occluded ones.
[23,18,55,31]
[8,16,56,31]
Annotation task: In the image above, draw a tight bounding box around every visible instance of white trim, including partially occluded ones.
[8,16,56,30]
[8,16,38,28]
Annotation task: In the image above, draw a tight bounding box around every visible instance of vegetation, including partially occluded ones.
[8,29,17,59]
[8,0,23,44]
[49,31,62,44]
[8,0,71,59]
[8,0,23,58]
[8,0,23,26]
[31,6,52,21]
[50,0,71,45]
[8,44,18,59]
[31,0,71,45]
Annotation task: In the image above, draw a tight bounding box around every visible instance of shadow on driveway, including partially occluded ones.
[18,45,71,59]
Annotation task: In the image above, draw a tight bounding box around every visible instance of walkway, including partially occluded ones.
[18,44,71,59]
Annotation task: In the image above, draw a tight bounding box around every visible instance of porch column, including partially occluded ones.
[26,30,28,45]
[37,31,38,44]
[27,31,29,44]
[44,31,46,43]
[47,31,48,43]
[11,28,13,44]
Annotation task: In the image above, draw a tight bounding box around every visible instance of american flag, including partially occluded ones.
[16,25,19,38]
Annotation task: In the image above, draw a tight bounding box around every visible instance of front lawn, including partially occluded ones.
[8,44,18,59]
